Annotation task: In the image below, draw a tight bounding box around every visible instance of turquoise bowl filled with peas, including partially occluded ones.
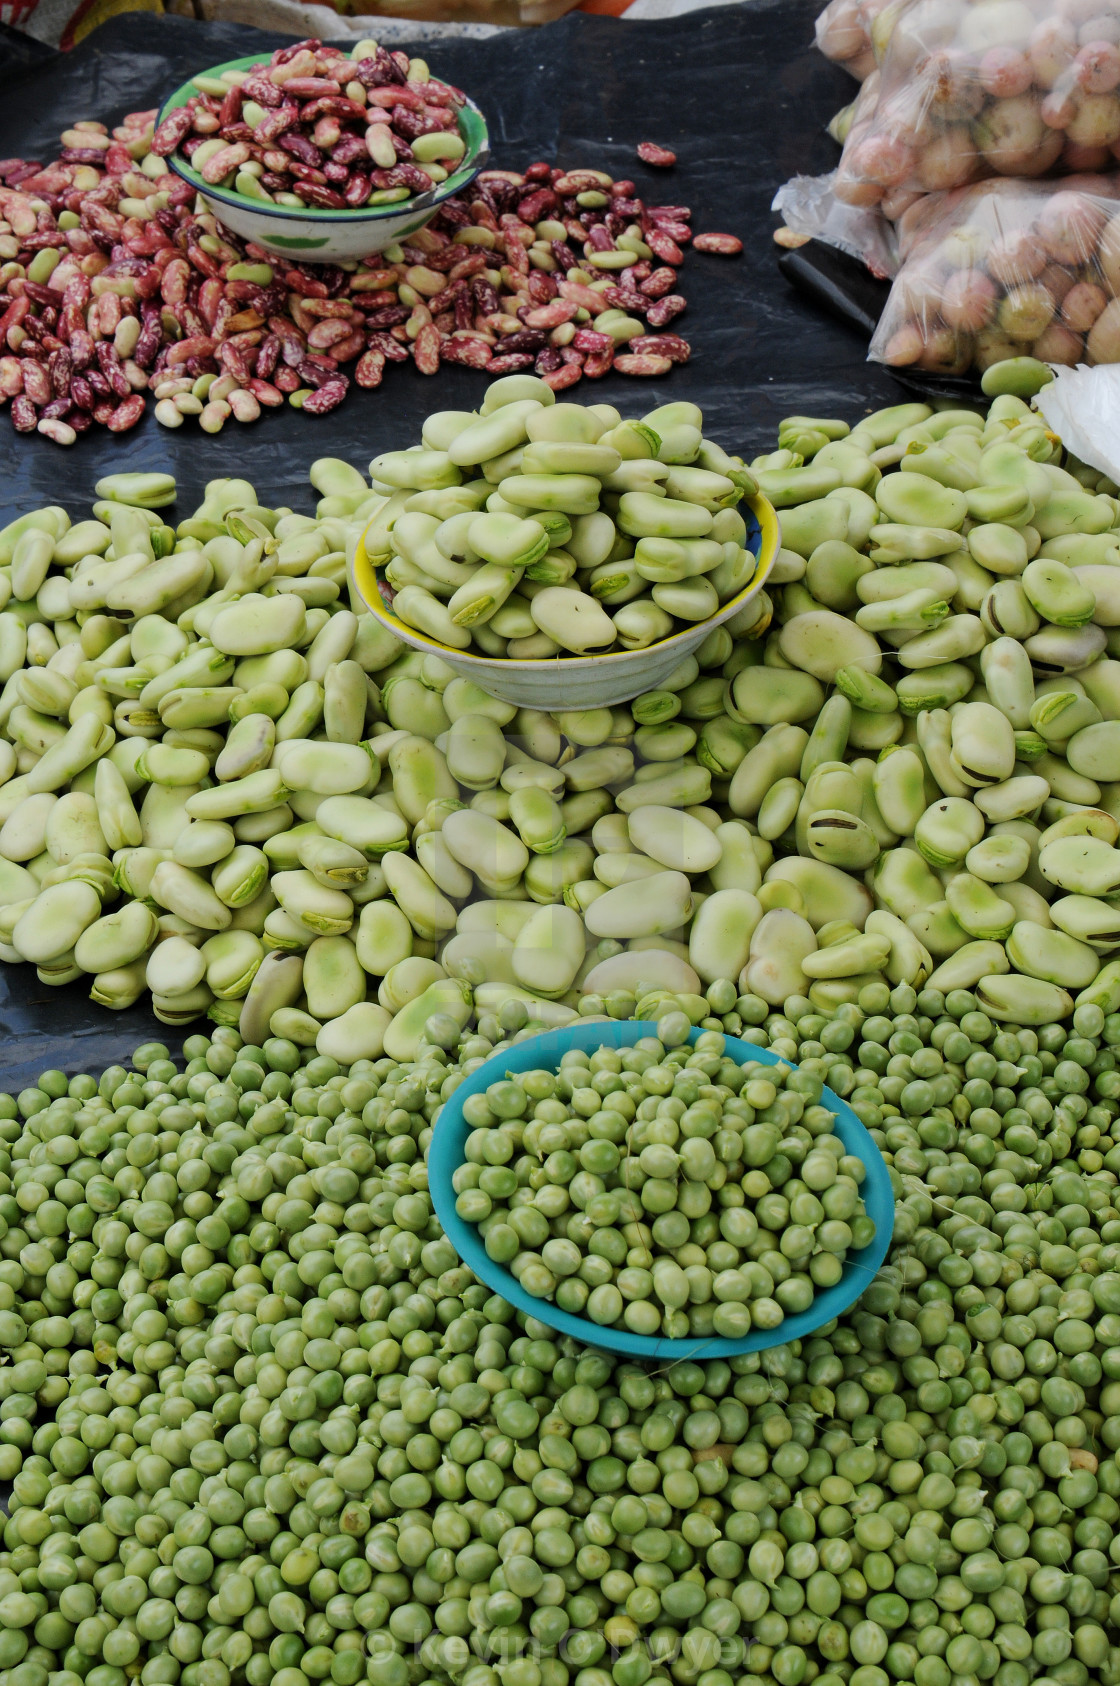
[429,1018,893,1359]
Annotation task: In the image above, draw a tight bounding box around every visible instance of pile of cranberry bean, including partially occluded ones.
[0,45,742,446]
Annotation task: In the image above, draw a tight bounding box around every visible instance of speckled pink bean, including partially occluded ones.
[200,143,251,184]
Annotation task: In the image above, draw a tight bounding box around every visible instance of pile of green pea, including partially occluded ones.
[576,975,1116,1182]
[0,975,1119,1686]
[453,1025,875,1338]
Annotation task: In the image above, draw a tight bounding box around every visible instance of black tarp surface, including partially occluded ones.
[0,0,899,1075]
[0,20,53,76]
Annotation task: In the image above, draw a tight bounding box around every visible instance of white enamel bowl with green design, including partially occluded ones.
[158,54,489,264]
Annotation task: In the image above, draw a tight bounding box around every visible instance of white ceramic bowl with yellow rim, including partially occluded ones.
[349,491,780,709]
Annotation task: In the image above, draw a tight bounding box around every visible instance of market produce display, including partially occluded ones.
[0,59,740,445]
[833,0,1120,209]
[155,42,473,214]
[453,1037,876,1337]
[0,357,1119,1686]
[369,389,761,660]
[869,175,1120,373]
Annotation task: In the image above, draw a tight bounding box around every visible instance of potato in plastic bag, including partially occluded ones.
[869,174,1120,374]
[816,0,900,80]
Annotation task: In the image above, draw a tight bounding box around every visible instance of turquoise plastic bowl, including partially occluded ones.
[429,1020,895,1362]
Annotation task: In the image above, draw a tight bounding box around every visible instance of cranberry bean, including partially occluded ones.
[495,330,546,355]
[22,361,50,405]
[439,335,492,368]
[647,229,685,265]
[646,294,687,327]
[150,108,194,155]
[307,318,355,351]
[613,352,673,375]
[365,331,410,363]
[553,170,609,194]
[521,300,578,330]
[571,329,615,355]
[200,144,251,185]
[542,362,583,391]
[0,90,724,442]
[627,334,691,362]
[518,188,558,223]
[487,353,535,372]
[640,267,679,298]
[583,348,615,377]
[248,378,285,406]
[354,348,386,387]
[603,286,649,316]
[47,348,72,396]
[636,141,677,166]
[301,375,348,413]
[412,324,441,374]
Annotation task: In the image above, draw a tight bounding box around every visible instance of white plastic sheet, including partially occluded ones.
[1034,362,1120,484]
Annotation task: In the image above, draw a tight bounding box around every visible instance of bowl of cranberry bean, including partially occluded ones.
[155,39,489,262]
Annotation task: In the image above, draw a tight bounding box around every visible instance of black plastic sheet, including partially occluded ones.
[0,0,904,1073]
[0,987,178,1092]
[0,22,53,82]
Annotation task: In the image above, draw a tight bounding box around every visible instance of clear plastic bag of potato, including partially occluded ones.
[835,0,1120,208]
[869,173,1120,374]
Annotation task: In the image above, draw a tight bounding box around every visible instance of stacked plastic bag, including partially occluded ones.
[795,0,1120,377]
